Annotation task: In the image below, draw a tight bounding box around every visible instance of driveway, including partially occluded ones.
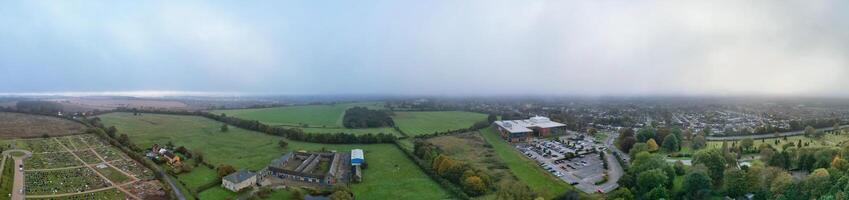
[2,150,32,200]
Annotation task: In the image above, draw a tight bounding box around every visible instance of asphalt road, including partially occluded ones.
[160,171,187,200]
[599,131,625,193]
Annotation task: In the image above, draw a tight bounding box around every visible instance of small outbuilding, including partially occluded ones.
[222,170,257,192]
[351,149,364,166]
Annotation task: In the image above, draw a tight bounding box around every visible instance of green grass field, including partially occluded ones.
[209,102,400,136]
[99,112,451,200]
[393,111,487,136]
[100,112,286,171]
[210,102,385,127]
[479,127,575,199]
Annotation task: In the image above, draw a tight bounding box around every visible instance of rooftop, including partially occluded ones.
[494,116,565,133]
[223,170,256,183]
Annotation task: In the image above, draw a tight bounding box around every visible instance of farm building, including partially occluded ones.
[493,116,566,142]
[222,170,257,192]
[351,149,364,166]
[351,149,364,182]
[260,151,350,187]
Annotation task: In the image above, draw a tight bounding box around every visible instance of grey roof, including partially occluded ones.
[223,169,256,183]
[270,152,294,167]
[494,116,565,133]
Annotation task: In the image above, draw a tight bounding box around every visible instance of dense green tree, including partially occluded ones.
[681,170,712,200]
[629,143,649,158]
[644,186,670,200]
[723,168,749,198]
[805,168,831,198]
[673,161,686,176]
[106,126,117,138]
[655,127,671,145]
[220,124,229,132]
[629,152,675,188]
[637,169,668,195]
[691,135,707,150]
[342,107,394,128]
[637,127,656,142]
[662,134,680,152]
[799,153,817,171]
[605,188,634,200]
[487,114,497,123]
[768,151,792,169]
[693,148,727,185]
[740,138,754,152]
[617,128,637,152]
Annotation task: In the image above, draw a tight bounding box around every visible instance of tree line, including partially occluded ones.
[342,107,394,128]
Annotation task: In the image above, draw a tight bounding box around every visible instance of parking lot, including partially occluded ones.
[515,135,610,193]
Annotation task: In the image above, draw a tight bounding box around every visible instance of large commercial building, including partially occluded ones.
[493,116,566,142]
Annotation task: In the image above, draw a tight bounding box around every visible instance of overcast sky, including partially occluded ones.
[1,1,848,97]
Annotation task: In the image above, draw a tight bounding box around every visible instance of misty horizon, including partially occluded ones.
[2,1,849,97]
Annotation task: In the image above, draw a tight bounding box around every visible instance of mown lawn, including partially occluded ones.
[479,127,575,199]
[100,112,451,200]
[393,111,487,136]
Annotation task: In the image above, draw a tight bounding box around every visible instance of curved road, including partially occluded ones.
[157,167,187,200]
[599,131,625,193]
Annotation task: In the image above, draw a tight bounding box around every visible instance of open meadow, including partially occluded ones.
[393,111,487,136]
[99,112,452,200]
[209,102,400,136]
[0,112,86,138]
[210,102,385,127]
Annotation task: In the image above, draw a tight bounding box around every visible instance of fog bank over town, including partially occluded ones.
[1,1,848,97]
